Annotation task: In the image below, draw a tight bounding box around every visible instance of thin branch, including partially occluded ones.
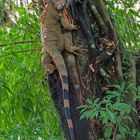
[1,48,42,58]
[113,115,122,140]
[0,40,39,47]
[15,48,41,53]
[89,64,95,73]
[0,48,42,58]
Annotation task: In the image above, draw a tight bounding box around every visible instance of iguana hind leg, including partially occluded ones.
[66,45,87,55]
[41,53,56,75]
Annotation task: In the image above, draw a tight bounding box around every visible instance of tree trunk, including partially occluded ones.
[40,0,139,139]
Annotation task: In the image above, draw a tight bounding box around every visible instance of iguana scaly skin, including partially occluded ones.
[40,1,83,140]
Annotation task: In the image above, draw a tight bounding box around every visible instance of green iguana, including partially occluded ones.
[40,0,86,140]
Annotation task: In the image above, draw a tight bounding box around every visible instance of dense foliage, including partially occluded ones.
[79,83,140,139]
[0,0,139,139]
[107,0,140,51]
[0,4,63,140]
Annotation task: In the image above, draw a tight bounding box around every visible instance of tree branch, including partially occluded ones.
[15,48,41,53]
[0,40,39,47]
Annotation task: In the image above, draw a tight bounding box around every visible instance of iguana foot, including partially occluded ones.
[45,64,56,75]
[71,24,78,30]
[66,45,87,55]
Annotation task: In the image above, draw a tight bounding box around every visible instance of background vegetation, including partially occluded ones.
[0,0,139,139]
[0,1,63,140]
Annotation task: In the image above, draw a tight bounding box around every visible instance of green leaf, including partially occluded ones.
[123,116,133,123]
[126,83,136,91]
[100,109,116,124]
[80,107,88,114]
[80,111,87,120]
[104,125,113,138]
[86,110,97,119]
[86,98,93,105]
[112,102,132,113]
[80,114,85,120]
[106,109,116,124]
[77,105,88,109]
[93,98,100,106]
[118,125,128,138]
[114,84,122,92]
[129,9,140,18]
[114,83,126,92]
[135,95,140,101]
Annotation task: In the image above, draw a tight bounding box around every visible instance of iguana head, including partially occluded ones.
[53,0,66,11]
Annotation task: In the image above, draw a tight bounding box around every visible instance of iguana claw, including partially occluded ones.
[66,45,87,55]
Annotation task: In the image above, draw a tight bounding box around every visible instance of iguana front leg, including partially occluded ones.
[64,31,87,55]
[60,15,78,30]
[61,8,87,54]
[66,45,87,55]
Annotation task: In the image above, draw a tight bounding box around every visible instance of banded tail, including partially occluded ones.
[51,52,76,140]
[41,27,75,140]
